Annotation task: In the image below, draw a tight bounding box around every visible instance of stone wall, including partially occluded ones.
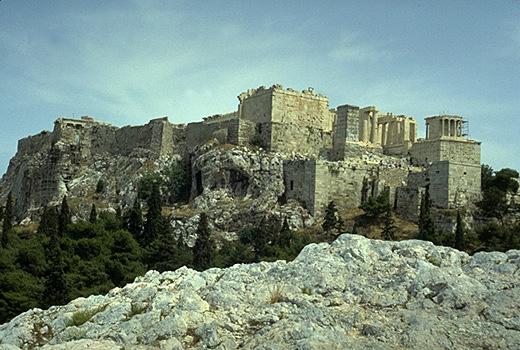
[332,105,360,160]
[447,162,481,208]
[283,160,316,214]
[17,131,53,157]
[410,139,481,166]
[313,161,372,217]
[396,187,424,221]
[238,86,273,124]
[271,87,333,131]
[270,123,333,157]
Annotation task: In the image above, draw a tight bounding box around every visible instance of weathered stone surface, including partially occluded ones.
[1,234,519,349]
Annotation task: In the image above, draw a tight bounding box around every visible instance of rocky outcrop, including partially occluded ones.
[1,234,519,349]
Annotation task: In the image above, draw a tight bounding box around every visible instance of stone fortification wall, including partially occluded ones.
[313,161,375,217]
[270,123,333,157]
[113,117,185,157]
[185,118,240,150]
[16,131,53,157]
[271,86,333,131]
[238,86,273,124]
[283,160,317,213]
[332,105,360,160]
[447,162,481,207]
[396,187,425,221]
[405,161,481,209]
[410,139,480,166]
[115,120,163,156]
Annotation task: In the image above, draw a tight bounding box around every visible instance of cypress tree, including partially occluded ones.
[454,209,465,250]
[2,192,13,248]
[143,183,162,246]
[89,204,97,223]
[42,206,69,307]
[58,196,71,236]
[323,201,343,233]
[381,205,398,241]
[192,212,214,271]
[418,186,435,242]
[127,198,143,243]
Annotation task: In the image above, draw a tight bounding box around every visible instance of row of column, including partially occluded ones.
[441,118,463,137]
[425,117,464,140]
[360,110,379,144]
[380,120,408,146]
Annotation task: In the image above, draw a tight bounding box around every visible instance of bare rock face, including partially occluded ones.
[1,234,519,350]
[185,144,313,235]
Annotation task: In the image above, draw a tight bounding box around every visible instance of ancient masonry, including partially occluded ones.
[4,84,481,220]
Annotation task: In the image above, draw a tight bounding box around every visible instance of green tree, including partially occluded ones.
[143,183,162,246]
[381,205,398,240]
[359,189,391,218]
[192,213,215,271]
[126,198,143,242]
[418,186,436,242]
[2,192,14,248]
[146,228,193,273]
[95,179,105,193]
[43,207,69,308]
[89,204,97,223]
[138,173,164,201]
[106,229,145,286]
[164,162,190,204]
[476,222,513,252]
[58,196,71,236]
[454,209,465,250]
[322,201,343,233]
[481,164,494,190]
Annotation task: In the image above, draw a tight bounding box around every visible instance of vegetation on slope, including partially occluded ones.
[0,164,518,324]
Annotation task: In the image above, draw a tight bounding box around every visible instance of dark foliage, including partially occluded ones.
[143,183,162,246]
[418,186,436,242]
[454,210,465,250]
[192,213,215,271]
[2,192,13,248]
[322,201,343,233]
[359,189,391,218]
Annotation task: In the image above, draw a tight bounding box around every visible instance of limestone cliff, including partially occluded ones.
[1,234,519,349]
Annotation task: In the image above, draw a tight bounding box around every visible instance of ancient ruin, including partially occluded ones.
[0,84,481,222]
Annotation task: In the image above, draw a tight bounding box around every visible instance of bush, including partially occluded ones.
[359,189,390,217]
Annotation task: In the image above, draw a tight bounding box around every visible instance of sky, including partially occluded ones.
[1,0,519,175]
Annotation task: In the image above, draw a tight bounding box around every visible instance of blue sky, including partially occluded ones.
[1,0,519,175]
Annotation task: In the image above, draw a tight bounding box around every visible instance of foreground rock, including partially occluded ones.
[1,234,519,349]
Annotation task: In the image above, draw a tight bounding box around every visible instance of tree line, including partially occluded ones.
[352,165,520,253]
[0,181,316,323]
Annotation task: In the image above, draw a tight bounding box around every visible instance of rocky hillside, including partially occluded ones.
[1,234,519,349]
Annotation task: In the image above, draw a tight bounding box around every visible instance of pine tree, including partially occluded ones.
[323,201,342,233]
[192,213,215,271]
[89,204,97,223]
[2,192,13,248]
[418,186,435,242]
[58,196,71,236]
[454,209,465,250]
[143,183,162,246]
[381,205,398,240]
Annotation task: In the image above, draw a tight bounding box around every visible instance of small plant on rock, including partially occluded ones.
[301,286,313,295]
[268,283,286,304]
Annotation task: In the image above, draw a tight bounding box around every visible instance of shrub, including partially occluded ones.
[268,284,286,304]
[66,305,107,327]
